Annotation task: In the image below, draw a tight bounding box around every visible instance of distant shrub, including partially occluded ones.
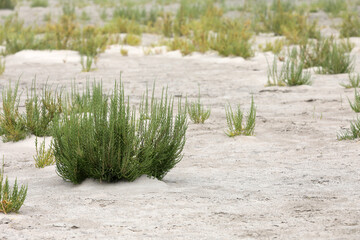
[30,0,48,8]
[0,57,5,75]
[123,34,141,46]
[0,0,16,9]
[340,12,360,38]
[53,82,187,184]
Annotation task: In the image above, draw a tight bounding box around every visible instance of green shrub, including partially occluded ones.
[0,0,16,9]
[267,50,311,86]
[260,39,285,54]
[30,0,48,8]
[0,160,27,214]
[34,137,55,168]
[187,90,211,124]
[317,0,347,16]
[225,96,256,137]
[340,12,360,38]
[52,82,187,184]
[341,73,360,89]
[0,81,27,142]
[300,38,354,74]
[24,83,63,137]
[123,34,141,46]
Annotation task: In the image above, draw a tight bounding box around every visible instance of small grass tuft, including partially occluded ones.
[30,0,48,8]
[81,54,96,72]
[225,96,256,137]
[349,89,360,113]
[340,73,360,88]
[0,57,5,75]
[337,118,360,140]
[187,90,211,124]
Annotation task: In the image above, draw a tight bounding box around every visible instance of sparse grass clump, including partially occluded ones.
[337,118,360,140]
[0,160,28,214]
[187,91,211,124]
[53,82,187,184]
[81,54,96,72]
[341,73,360,89]
[0,57,5,75]
[260,39,285,54]
[300,38,354,74]
[34,137,55,168]
[267,50,311,87]
[225,97,256,137]
[316,0,347,17]
[30,0,48,8]
[349,90,360,113]
[123,34,141,46]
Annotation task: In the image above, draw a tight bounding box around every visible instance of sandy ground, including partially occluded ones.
[1,4,360,237]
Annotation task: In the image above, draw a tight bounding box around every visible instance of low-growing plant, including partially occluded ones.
[337,118,360,140]
[123,34,141,46]
[30,0,48,8]
[0,57,5,75]
[282,49,312,86]
[300,38,354,74]
[260,39,285,54]
[349,89,360,113]
[340,12,360,38]
[317,0,347,17]
[0,159,28,214]
[24,83,63,137]
[187,90,211,124]
[225,96,256,137]
[0,81,27,142]
[52,82,187,184]
[81,54,96,72]
[267,56,286,86]
[34,137,55,168]
[341,73,360,88]
[120,48,128,56]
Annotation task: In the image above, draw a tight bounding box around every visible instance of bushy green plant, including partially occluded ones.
[341,73,360,88]
[349,89,360,113]
[317,0,347,16]
[24,83,63,137]
[30,0,48,8]
[260,39,285,54]
[0,159,27,214]
[225,97,256,137]
[0,0,16,9]
[0,82,27,142]
[52,82,187,184]
[187,91,211,124]
[34,137,55,168]
[340,12,360,38]
[267,51,311,87]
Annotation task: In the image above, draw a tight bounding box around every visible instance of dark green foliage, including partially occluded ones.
[0,0,16,9]
[52,82,187,184]
[0,160,28,214]
[225,96,256,137]
[0,81,27,142]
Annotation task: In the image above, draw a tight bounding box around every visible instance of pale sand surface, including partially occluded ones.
[0,34,360,239]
